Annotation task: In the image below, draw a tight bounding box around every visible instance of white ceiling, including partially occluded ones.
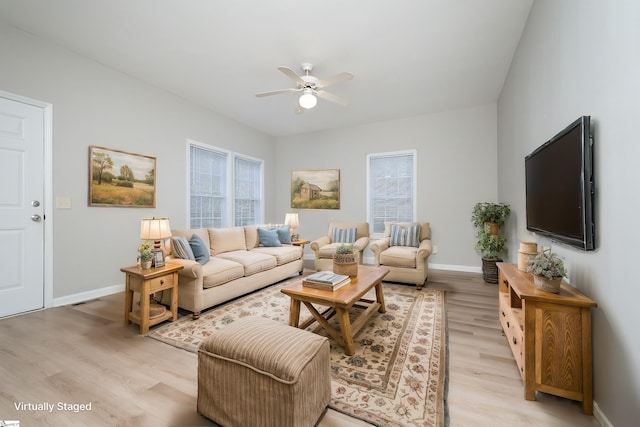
[0,0,533,137]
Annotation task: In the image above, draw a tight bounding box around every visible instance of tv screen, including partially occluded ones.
[525,116,595,251]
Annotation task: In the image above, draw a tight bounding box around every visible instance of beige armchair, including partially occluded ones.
[369,222,432,290]
[310,221,370,271]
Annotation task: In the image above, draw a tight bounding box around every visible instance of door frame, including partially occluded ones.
[1,90,54,310]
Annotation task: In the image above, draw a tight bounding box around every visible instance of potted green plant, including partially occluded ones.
[527,249,567,293]
[333,243,358,277]
[138,241,154,269]
[471,202,511,235]
[472,202,511,283]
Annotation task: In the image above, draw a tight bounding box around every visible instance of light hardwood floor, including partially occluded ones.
[0,269,601,427]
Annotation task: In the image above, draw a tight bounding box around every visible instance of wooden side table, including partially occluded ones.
[291,239,310,249]
[121,263,183,334]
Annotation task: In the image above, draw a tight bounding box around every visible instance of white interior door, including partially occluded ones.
[0,96,45,317]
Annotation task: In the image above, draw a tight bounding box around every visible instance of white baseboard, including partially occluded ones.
[593,401,613,427]
[53,283,125,307]
[428,263,482,273]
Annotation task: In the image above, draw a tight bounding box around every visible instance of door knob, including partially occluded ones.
[31,214,42,222]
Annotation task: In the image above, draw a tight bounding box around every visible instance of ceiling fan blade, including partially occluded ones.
[278,66,305,87]
[316,72,354,88]
[316,90,349,106]
[256,88,299,97]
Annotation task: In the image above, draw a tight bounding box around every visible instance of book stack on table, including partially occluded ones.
[302,271,351,291]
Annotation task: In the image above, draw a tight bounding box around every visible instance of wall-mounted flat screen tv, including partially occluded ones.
[525,116,595,251]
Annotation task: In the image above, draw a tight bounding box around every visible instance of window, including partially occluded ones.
[367,150,417,235]
[189,141,263,228]
[233,155,263,226]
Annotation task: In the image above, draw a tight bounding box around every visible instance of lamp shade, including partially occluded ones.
[299,89,317,109]
[284,213,299,229]
[140,217,171,240]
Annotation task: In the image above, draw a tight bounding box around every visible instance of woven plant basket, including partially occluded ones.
[333,253,358,277]
[481,258,502,284]
[533,275,562,293]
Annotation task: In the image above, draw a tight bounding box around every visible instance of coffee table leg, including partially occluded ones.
[336,307,355,356]
[289,298,301,327]
[375,282,386,313]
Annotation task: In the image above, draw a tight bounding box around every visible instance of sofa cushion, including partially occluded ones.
[189,234,211,265]
[331,227,357,243]
[217,250,277,276]
[201,258,245,288]
[318,242,344,259]
[171,236,195,260]
[390,223,421,247]
[258,227,282,247]
[380,246,418,268]
[251,246,302,266]
[209,227,247,255]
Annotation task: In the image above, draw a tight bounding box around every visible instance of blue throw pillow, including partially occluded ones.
[276,226,291,244]
[189,234,210,265]
[258,227,282,247]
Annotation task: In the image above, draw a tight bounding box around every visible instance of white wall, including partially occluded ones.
[0,22,275,300]
[498,1,640,425]
[275,103,499,270]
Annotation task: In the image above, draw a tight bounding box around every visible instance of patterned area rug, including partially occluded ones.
[149,279,447,427]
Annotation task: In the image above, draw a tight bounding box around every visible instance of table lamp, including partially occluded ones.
[284,213,299,241]
[140,217,171,267]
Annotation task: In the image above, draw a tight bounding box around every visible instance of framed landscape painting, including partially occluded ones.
[89,146,156,207]
[291,169,340,209]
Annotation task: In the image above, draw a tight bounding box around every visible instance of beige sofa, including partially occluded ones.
[369,222,432,290]
[161,225,303,319]
[310,221,370,271]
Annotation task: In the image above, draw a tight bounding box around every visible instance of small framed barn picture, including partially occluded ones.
[89,146,156,207]
[291,169,340,209]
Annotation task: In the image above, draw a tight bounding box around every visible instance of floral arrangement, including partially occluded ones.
[138,241,154,261]
[527,250,567,279]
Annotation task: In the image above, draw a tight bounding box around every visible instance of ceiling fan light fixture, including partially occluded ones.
[299,89,317,109]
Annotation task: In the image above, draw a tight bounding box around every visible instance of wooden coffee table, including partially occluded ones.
[281,265,389,355]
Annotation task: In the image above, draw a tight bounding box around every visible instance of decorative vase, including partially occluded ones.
[517,241,538,271]
[141,259,153,269]
[533,275,562,293]
[481,257,502,284]
[333,253,358,277]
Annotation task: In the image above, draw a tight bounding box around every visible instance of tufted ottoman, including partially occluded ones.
[197,317,331,427]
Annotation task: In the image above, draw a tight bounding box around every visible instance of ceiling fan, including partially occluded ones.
[256,63,354,114]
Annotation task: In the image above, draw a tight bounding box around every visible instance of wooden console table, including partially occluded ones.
[497,263,597,414]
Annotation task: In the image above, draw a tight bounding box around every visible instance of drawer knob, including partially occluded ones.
[160,279,164,285]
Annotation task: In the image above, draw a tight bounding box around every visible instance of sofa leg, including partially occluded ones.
[416,284,423,291]
[192,311,201,320]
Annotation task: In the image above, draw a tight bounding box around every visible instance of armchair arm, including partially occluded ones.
[352,236,369,252]
[416,239,433,263]
[369,238,390,266]
[310,236,331,257]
